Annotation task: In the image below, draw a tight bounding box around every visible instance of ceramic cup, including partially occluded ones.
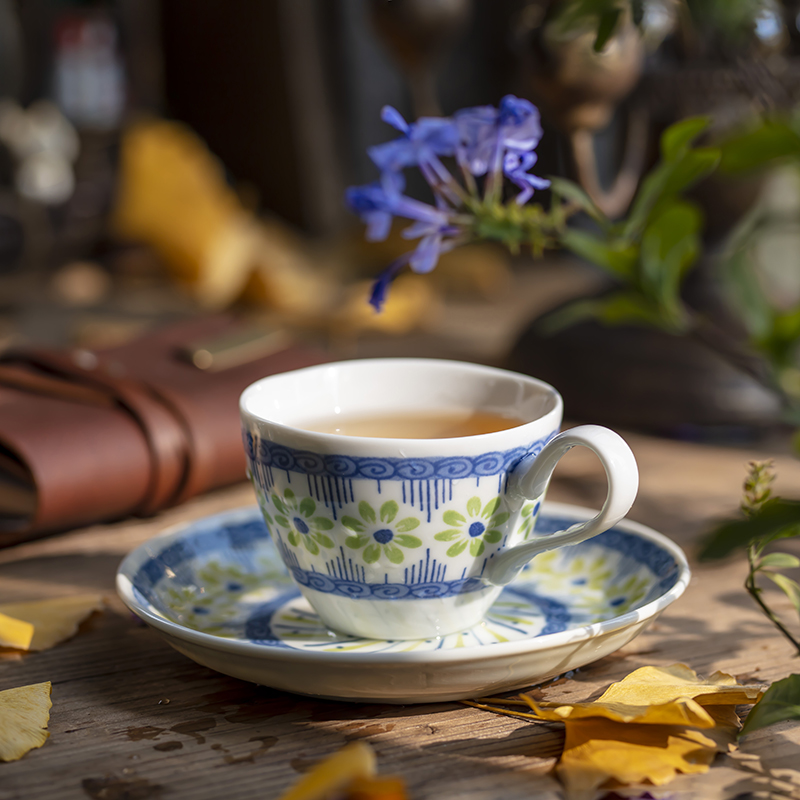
[240,358,638,640]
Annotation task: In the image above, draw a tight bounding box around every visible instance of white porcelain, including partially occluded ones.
[239,359,639,639]
[116,503,690,704]
[240,359,638,639]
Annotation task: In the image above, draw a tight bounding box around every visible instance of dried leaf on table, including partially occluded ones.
[556,719,719,798]
[519,665,765,798]
[346,775,409,800]
[0,594,104,651]
[0,682,52,761]
[277,741,377,800]
[523,664,765,729]
[597,664,766,706]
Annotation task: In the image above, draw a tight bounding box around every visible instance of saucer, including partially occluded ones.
[117,502,690,703]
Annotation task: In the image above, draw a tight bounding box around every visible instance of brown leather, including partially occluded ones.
[0,317,325,546]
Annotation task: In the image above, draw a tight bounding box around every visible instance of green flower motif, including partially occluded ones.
[435,496,509,557]
[518,500,541,541]
[269,488,335,555]
[343,501,422,564]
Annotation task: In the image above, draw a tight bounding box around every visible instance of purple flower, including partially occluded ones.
[367,106,459,175]
[344,172,450,243]
[346,95,549,311]
[455,95,548,201]
[504,151,551,205]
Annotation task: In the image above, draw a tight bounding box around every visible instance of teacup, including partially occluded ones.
[240,358,638,640]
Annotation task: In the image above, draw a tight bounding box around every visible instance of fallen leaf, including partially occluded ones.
[557,719,718,798]
[519,665,764,798]
[278,741,377,800]
[0,594,104,650]
[524,694,718,728]
[0,682,52,761]
[346,775,408,800]
[598,664,765,706]
[523,664,764,729]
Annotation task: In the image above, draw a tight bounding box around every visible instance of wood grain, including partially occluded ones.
[1,434,799,800]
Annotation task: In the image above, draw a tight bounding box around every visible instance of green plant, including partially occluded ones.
[699,461,800,735]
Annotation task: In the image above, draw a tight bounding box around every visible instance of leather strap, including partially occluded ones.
[0,348,192,515]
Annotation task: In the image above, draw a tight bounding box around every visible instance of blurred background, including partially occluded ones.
[3,0,800,440]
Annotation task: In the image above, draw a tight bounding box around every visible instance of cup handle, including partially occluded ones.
[484,425,639,586]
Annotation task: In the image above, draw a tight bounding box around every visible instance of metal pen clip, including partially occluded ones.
[178,326,292,372]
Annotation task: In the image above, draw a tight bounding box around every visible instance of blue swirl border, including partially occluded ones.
[243,431,557,481]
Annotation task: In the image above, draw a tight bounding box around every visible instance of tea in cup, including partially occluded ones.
[240,358,638,640]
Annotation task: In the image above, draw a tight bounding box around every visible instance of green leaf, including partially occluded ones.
[467,497,482,517]
[304,537,320,556]
[660,117,711,161]
[284,488,295,499]
[640,200,702,315]
[593,7,621,51]
[740,674,800,737]
[363,544,381,563]
[482,497,501,519]
[288,531,299,546]
[342,515,365,533]
[385,544,405,564]
[447,540,469,558]
[396,534,422,548]
[698,499,800,561]
[718,247,773,340]
[435,529,461,541]
[759,552,800,569]
[396,517,420,532]
[762,572,800,616]
[559,228,638,279]
[443,510,466,526]
[299,497,315,518]
[312,516,334,530]
[359,501,376,523]
[548,176,608,225]
[380,500,398,523]
[469,539,486,557]
[622,146,719,241]
[484,529,503,543]
[275,515,290,528]
[594,292,677,330]
[345,534,369,549]
[718,119,800,175]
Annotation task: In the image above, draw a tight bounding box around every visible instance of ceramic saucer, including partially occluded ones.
[117,502,690,704]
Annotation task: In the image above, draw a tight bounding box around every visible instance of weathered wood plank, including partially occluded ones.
[1,434,799,800]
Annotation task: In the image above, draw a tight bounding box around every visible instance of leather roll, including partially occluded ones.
[0,316,325,546]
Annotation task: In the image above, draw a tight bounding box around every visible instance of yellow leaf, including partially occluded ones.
[278,742,377,800]
[557,718,718,798]
[523,663,764,728]
[524,694,717,727]
[0,594,104,651]
[0,682,52,761]
[0,611,34,650]
[598,664,765,706]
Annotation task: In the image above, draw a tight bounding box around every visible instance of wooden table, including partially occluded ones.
[2,431,800,800]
